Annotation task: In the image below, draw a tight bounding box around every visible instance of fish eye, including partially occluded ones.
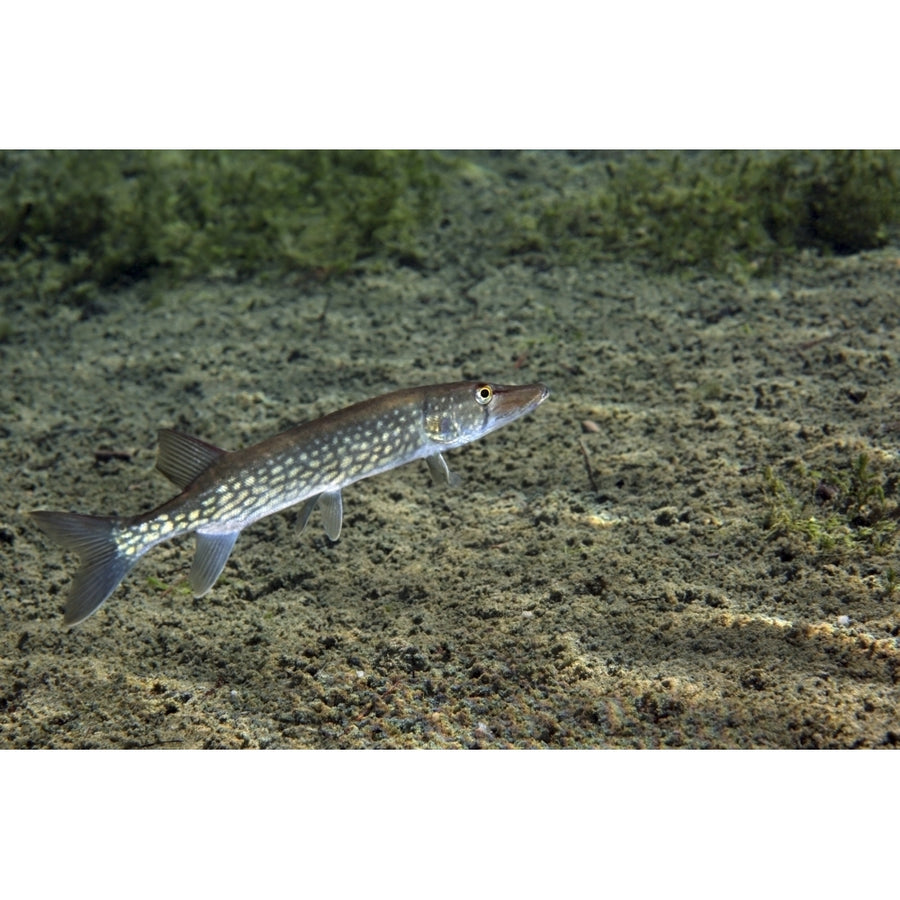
[474,384,493,405]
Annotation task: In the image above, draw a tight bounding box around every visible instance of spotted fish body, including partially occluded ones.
[32,381,549,626]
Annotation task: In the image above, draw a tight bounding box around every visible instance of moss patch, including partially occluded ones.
[0,150,447,307]
[3,151,899,315]
[503,150,900,278]
[762,447,900,562]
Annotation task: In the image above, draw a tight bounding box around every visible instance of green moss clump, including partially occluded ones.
[804,151,898,252]
[762,451,899,558]
[0,150,447,305]
[505,150,900,277]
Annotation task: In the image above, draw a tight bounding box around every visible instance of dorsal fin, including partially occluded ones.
[156,428,227,489]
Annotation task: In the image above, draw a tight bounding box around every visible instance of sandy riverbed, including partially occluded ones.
[2,154,899,747]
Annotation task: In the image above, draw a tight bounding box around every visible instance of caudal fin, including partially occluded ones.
[31,511,138,626]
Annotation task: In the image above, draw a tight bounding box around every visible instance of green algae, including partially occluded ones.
[504,150,900,278]
[762,449,900,559]
[0,150,446,306]
[2,150,899,316]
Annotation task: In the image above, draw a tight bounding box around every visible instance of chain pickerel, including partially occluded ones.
[32,381,549,626]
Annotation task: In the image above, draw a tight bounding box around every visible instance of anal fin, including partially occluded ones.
[319,490,343,541]
[191,531,239,596]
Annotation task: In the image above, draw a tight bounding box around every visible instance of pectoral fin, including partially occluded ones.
[426,453,460,486]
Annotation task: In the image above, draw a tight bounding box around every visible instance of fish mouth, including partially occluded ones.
[510,382,550,410]
[488,382,550,428]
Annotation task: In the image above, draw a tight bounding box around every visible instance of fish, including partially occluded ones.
[31,380,550,627]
